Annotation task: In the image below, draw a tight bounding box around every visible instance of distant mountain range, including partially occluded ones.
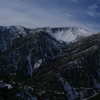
[0,26,100,100]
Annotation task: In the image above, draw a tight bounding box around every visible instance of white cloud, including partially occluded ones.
[0,0,99,32]
[0,0,76,28]
[87,4,100,17]
[89,4,98,10]
[88,11,96,17]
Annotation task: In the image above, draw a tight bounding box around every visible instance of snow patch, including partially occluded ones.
[26,52,33,77]
[46,27,90,42]
[0,81,12,89]
[59,76,77,100]
[34,59,42,69]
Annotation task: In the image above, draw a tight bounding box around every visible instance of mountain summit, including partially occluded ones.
[33,26,91,42]
[45,26,91,42]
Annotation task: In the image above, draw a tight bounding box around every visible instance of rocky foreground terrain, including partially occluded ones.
[0,26,100,100]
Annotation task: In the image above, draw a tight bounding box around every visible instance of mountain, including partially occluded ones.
[45,26,91,42]
[0,26,100,100]
[34,26,91,42]
[0,26,62,78]
[0,26,90,78]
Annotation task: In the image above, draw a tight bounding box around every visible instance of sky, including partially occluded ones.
[0,0,100,32]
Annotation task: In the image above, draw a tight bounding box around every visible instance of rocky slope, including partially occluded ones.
[0,26,62,78]
[0,26,100,100]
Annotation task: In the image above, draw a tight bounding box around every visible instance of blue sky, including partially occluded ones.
[0,0,100,32]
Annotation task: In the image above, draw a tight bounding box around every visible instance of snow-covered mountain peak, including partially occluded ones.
[45,26,91,42]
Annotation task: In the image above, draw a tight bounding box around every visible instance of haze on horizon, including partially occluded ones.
[0,0,100,32]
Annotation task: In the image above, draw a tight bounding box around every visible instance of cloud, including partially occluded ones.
[71,0,78,2]
[0,0,99,32]
[89,4,98,10]
[87,11,95,17]
[0,0,76,28]
[87,4,100,17]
